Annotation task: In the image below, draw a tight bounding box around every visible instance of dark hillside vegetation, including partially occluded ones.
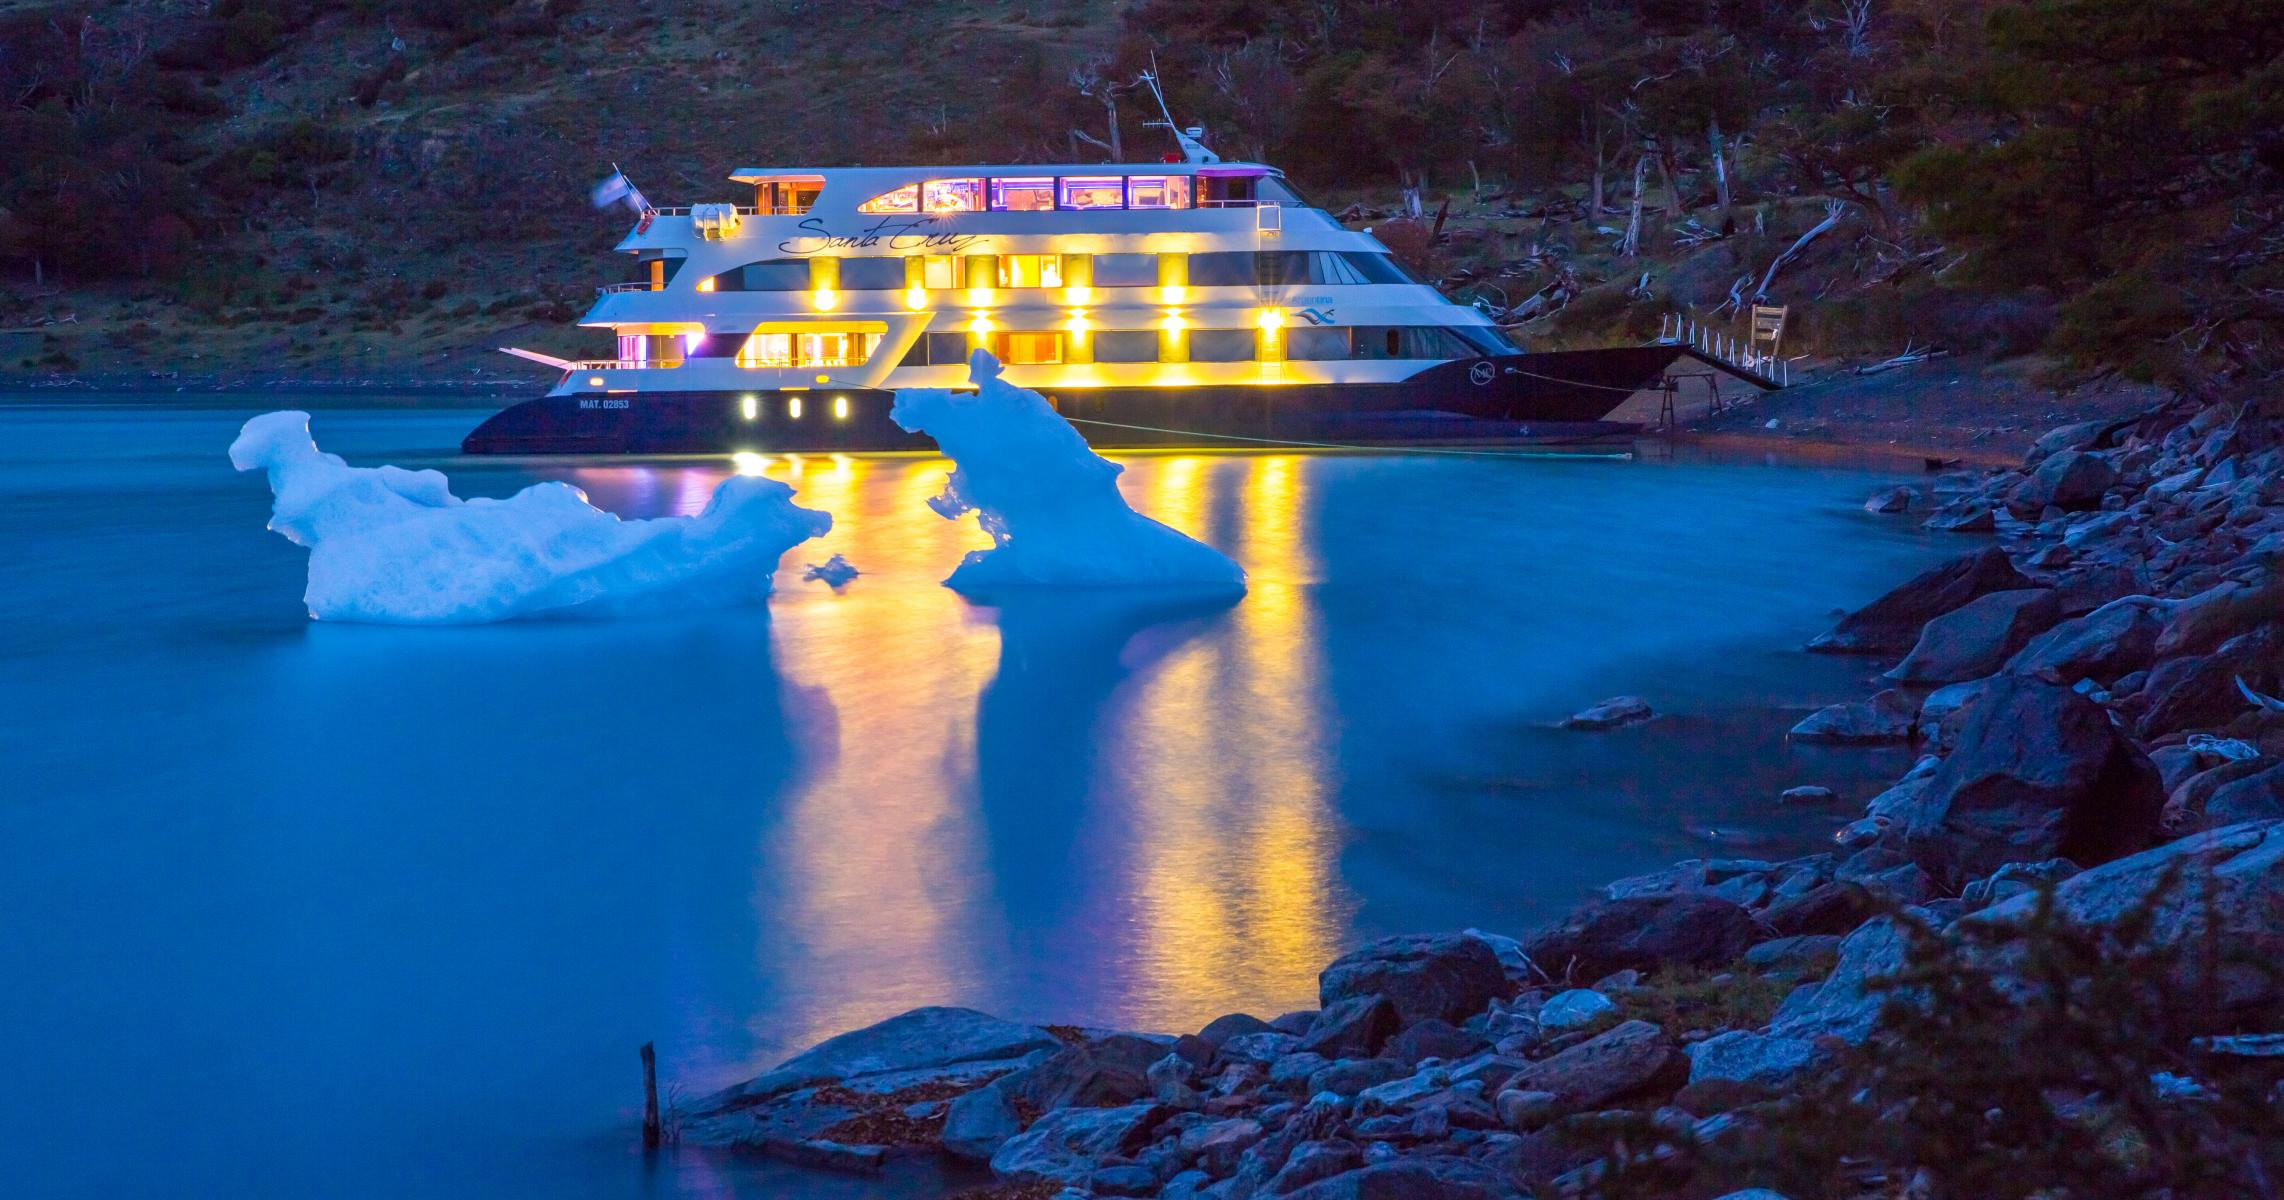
[1,0,2279,400]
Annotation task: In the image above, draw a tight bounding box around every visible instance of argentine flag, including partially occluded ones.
[590,169,650,215]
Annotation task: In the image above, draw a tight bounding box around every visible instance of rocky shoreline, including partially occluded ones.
[675,390,2284,1199]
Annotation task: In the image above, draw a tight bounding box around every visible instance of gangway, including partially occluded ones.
[1653,313,1791,389]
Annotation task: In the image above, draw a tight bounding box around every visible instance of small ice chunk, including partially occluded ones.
[803,554,860,587]
[230,411,831,623]
[890,351,1246,594]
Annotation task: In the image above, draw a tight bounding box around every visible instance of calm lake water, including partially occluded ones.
[1,400,1947,1199]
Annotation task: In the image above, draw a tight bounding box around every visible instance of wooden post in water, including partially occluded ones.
[640,1042,661,1151]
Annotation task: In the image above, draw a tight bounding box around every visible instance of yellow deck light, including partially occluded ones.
[1161,310,1186,333]
[812,288,839,312]
[832,395,849,420]
[970,311,995,335]
[1064,285,1093,305]
[697,276,717,293]
[788,397,804,420]
[967,286,994,308]
[1256,307,1285,331]
[1162,284,1188,304]
[732,451,768,475]
[588,375,606,386]
[740,394,758,421]
[904,285,928,311]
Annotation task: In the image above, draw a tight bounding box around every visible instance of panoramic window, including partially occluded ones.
[1126,176,1192,209]
[737,331,881,368]
[1285,326,1351,360]
[1188,328,1256,362]
[922,179,984,213]
[1059,176,1125,209]
[857,183,919,213]
[991,331,1065,365]
[838,257,907,291]
[1091,330,1160,363]
[1343,252,1424,285]
[989,178,1056,211]
[1184,252,1257,288]
[1349,326,1477,360]
[918,255,966,290]
[996,254,1065,289]
[1091,253,1158,288]
[712,259,813,292]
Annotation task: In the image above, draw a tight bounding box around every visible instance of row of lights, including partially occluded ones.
[739,393,849,421]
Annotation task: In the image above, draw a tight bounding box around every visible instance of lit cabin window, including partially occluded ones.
[1058,176,1125,209]
[858,183,919,213]
[1126,176,1193,209]
[989,178,1056,211]
[919,255,966,289]
[737,331,883,368]
[922,179,984,212]
[991,331,1065,365]
[996,254,1065,289]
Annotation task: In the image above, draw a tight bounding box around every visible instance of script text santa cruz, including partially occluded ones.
[776,216,984,256]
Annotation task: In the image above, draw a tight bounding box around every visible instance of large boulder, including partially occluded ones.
[2137,626,2282,739]
[1810,547,2033,655]
[1298,994,1399,1060]
[942,1082,1022,1162]
[1283,1158,1520,1200]
[1972,820,2284,1015]
[1885,588,2061,684]
[697,1007,1057,1114]
[1901,677,2164,888]
[1319,934,1509,1028]
[1685,1029,1821,1087]
[2004,595,2169,685]
[2009,448,2117,515]
[1000,1032,1169,1110]
[990,1101,1165,1185]
[1768,914,1917,1044]
[2203,762,2284,827]
[1505,1020,1683,1110]
[1521,893,1762,982]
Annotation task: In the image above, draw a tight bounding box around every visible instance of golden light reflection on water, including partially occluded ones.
[1120,454,1346,1022]
[625,451,1345,1051]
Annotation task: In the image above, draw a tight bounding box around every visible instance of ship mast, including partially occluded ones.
[1138,61,1219,165]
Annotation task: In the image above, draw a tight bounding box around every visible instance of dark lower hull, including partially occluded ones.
[461,346,1681,455]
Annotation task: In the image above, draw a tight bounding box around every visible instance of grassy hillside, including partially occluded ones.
[3,0,2279,400]
[0,0,1123,384]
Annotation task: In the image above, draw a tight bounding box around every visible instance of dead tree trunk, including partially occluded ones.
[1708,119,1731,211]
[1755,199,1847,300]
[1590,120,1607,216]
[1619,154,1649,257]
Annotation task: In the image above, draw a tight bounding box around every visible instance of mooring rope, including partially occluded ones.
[1058,415,1635,460]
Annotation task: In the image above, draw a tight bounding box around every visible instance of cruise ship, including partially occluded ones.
[464,153,1685,455]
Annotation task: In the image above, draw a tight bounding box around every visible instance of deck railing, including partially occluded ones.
[1654,313,1790,387]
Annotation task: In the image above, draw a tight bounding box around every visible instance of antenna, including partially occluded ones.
[1138,55,1219,164]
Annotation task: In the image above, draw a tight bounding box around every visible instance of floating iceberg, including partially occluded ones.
[890,352,1246,594]
[229,411,831,623]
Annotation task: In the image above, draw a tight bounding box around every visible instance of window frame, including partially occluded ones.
[1058,175,1126,210]
[1091,329,1161,363]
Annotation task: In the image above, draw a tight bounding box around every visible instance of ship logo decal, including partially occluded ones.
[1296,307,1335,325]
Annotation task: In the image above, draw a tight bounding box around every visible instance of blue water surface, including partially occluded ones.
[0,401,1950,1199]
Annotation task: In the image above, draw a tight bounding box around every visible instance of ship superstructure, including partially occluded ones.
[466,160,1682,454]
